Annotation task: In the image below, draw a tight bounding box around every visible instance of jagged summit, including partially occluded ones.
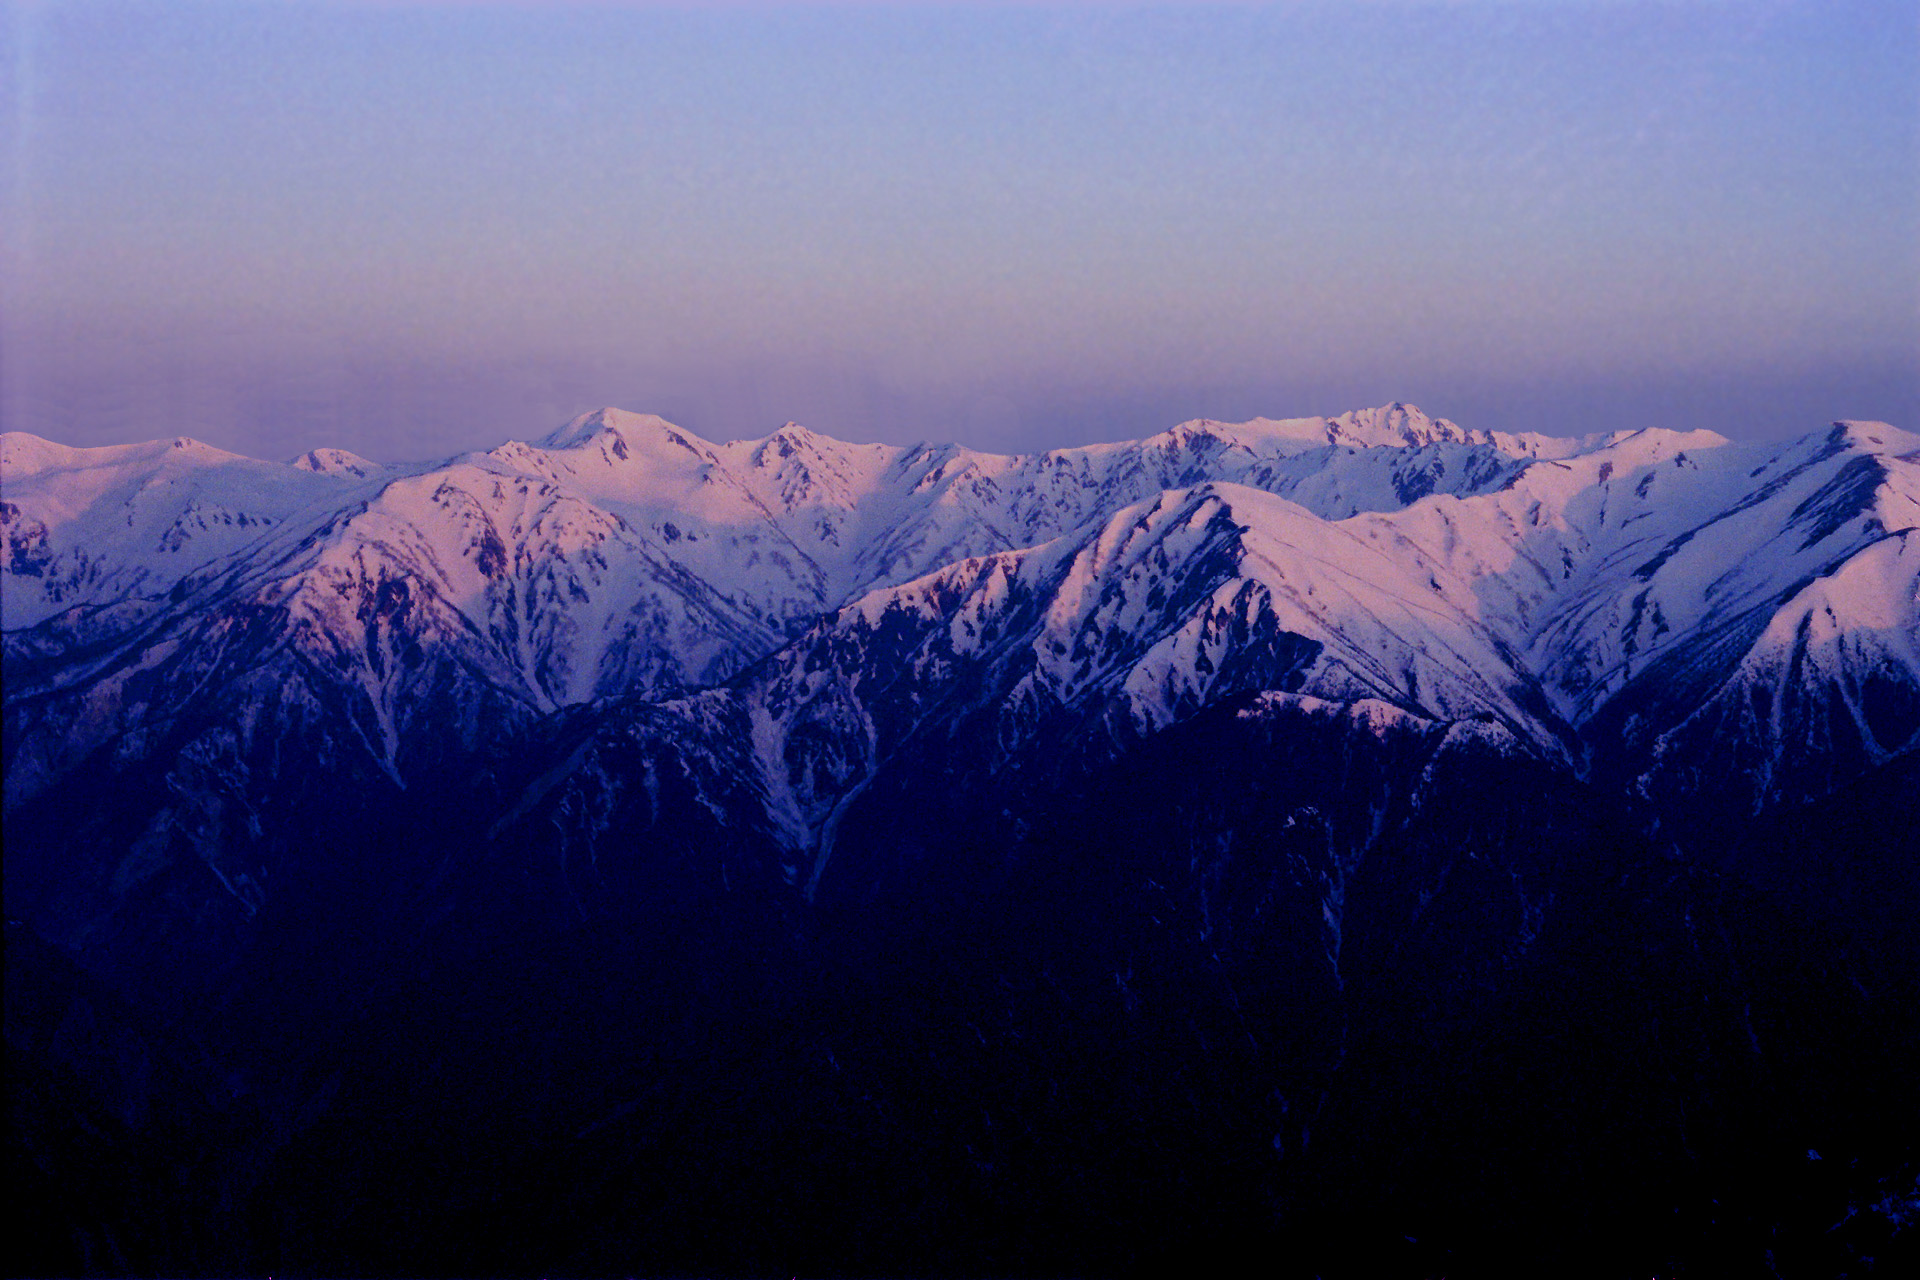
[1325,401,1468,447]
[761,420,826,445]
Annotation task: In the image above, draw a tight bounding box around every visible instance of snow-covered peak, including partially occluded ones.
[2,431,114,478]
[1828,419,1920,457]
[291,447,384,479]
[1324,402,1471,448]
[0,431,248,481]
[541,407,716,455]
[1596,425,1730,458]
[1145,418,1263,452]
[740,421,842,471]
[762,421,826,448]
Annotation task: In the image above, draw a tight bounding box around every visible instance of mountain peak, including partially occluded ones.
[768,421,825,447]
[291,447,384,478]
[0,430,91,477]
[542,408,703,452]
[537,409,720,470]
[1829,419,1919,456]
[744,421,841,471]
[1324,403,1471,448]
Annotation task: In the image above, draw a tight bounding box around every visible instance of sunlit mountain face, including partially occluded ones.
[7,404,1918,1277]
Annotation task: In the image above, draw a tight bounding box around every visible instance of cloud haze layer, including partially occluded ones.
[5,0,1916,459]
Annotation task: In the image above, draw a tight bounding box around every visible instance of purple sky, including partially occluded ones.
[5,0,1916,460]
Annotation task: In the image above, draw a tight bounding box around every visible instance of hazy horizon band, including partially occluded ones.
[4,0,1915,461]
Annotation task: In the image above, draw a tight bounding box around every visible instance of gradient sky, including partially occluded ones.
[4,0,1916,460]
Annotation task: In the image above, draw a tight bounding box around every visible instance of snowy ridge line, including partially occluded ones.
[5,408,1917,820]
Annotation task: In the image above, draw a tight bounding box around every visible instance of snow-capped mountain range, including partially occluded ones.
[7,403,1915,820]
[8,402,1917,1277]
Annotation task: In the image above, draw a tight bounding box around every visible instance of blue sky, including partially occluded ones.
[4,0,1916,458]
